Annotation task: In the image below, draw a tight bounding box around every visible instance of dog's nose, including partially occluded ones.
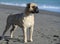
[35,7,39,13]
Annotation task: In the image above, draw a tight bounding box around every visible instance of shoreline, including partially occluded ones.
[0,4,60,14]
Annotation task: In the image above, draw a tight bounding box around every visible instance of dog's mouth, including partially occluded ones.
[30,10,39,13]
[35,9,39,13]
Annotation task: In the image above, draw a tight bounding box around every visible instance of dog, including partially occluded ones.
[2,3,39,43]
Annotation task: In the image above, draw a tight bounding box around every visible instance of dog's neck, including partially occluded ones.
[23,7,35,17]
[24,11,34,17]
[24,8,34,16]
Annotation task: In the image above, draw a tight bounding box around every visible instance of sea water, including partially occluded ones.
[0,0,60,12]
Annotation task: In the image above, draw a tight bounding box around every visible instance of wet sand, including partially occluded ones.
[0,4,60,44]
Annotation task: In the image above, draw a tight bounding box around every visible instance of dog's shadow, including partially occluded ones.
[0,35,24,44]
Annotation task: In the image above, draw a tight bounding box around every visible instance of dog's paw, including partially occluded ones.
[28,39,33,42]
[24,41,27,43]
[23,39,27,43]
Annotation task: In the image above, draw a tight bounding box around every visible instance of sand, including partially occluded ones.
[0,4,60,44]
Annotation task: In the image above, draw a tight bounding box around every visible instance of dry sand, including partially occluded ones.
[0,4,60,44]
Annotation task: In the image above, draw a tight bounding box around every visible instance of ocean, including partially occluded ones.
[0,0,60,12]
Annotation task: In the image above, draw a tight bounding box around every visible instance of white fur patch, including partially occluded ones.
[23,14,34,27]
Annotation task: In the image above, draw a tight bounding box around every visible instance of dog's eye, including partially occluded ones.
[32,6,35,8]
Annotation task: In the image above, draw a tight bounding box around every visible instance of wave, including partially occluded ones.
[0,2,26,7]
[0,2,60,12]
[38,5,60,12]
[39,5,60,9]
[39,5,60,12]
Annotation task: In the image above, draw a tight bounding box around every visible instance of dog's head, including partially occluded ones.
[26,3,39,13]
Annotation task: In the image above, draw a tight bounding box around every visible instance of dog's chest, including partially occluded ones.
[23,15,34,27]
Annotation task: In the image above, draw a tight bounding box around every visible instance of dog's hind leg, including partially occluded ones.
[10,25,17,38]
[2,24,11,37]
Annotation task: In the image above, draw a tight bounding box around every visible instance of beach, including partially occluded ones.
[0,4,60,44]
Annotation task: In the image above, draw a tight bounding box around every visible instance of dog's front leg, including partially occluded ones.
[29,25,34,42]
[23,27,27,43]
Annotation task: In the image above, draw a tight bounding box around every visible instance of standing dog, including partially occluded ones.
[2,3,39,43]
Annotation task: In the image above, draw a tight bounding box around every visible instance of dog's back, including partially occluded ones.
[6,13,24,27]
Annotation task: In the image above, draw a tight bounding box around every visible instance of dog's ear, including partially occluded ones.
[26,3,30,8]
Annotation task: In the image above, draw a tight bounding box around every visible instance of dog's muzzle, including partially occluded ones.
[30,6,39,13]
[34,7,39,13]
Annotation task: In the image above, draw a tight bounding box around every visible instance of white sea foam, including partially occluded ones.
[39,5,60,9]
[38,5,60,12]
